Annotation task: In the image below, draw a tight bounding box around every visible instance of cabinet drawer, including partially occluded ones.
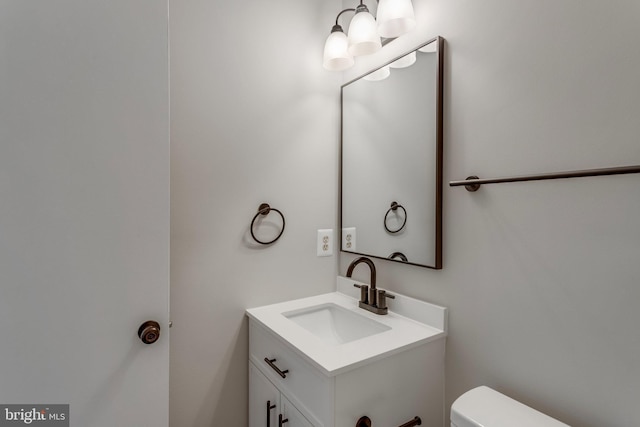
[250,320,333,427]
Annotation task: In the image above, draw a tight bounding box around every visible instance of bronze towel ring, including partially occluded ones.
[250,203,285,245]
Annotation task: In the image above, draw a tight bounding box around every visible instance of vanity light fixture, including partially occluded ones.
[323,0,416,71]
[376,0,416,38]
[347,2,382,56]
[323,8,356,71]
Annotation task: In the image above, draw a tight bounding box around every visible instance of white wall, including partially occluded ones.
[341,1,640,426]
[172,0,640,426]
[169,0,340,425]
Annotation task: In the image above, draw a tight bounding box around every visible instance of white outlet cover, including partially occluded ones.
[342,227,356,252]
[317,229,333,257]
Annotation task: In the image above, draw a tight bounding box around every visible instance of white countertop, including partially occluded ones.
[246,277,447,376]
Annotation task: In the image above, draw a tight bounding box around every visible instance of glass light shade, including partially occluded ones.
[389,51,416,69]
[347,9,382,56]
[376,0,416,38]
[323,30,354,71]
[363,66,390,81]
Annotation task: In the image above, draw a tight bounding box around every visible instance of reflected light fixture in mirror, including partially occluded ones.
[363,65,391,81]
[389,51,416,68]
[323,0,416,71]
[418,42,436,53]
[363,51,416,82]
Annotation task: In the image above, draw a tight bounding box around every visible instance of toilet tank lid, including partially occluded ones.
[451,386,570,427]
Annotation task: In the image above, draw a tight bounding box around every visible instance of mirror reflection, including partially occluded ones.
[340,37,443,269]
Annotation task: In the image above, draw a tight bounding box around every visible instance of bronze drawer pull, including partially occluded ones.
[264,357,289,378]
[356,415,421,427]
[398,416,421,427]
[266,400,276,427]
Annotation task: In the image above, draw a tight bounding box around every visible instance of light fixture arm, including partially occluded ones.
[334,8,356,28]
[334,0,374,27]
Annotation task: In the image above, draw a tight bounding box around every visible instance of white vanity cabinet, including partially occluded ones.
[247,284,447,427]
[249,320,445,427]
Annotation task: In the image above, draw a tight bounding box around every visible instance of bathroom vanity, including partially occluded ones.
[247,277,447,427]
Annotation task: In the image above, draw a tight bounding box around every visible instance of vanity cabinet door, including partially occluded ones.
[250,362,316,427]
[250,362,280,427]
[281,395,314,427]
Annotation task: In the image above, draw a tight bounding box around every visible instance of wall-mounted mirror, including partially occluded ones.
[340,36,443,269]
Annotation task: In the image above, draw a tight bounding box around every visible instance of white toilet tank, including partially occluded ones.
[451,386,570,427]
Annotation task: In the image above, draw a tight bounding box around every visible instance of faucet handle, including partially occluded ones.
[353,283,369,304]
[377,289,395,310]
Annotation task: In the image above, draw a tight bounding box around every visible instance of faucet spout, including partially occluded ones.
[346,257,377,306]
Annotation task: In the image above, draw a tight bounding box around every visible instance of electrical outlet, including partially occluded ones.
[317,229,333,257]
[342,227,356,251]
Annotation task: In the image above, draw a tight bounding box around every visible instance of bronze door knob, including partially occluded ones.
[138,320,161,344]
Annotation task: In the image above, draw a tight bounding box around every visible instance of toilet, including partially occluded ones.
[451,386,570,427]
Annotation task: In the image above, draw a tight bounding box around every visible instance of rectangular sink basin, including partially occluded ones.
[283,303,391,345]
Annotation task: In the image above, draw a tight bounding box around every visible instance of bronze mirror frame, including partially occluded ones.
[339,36,444,269]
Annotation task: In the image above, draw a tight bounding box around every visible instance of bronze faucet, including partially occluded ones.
[346,257,394,315]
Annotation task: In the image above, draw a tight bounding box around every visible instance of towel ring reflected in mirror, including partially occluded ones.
[388,251,408,262]
[384,201,407,234]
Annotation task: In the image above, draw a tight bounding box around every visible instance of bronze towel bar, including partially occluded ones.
[450,165,640,192]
